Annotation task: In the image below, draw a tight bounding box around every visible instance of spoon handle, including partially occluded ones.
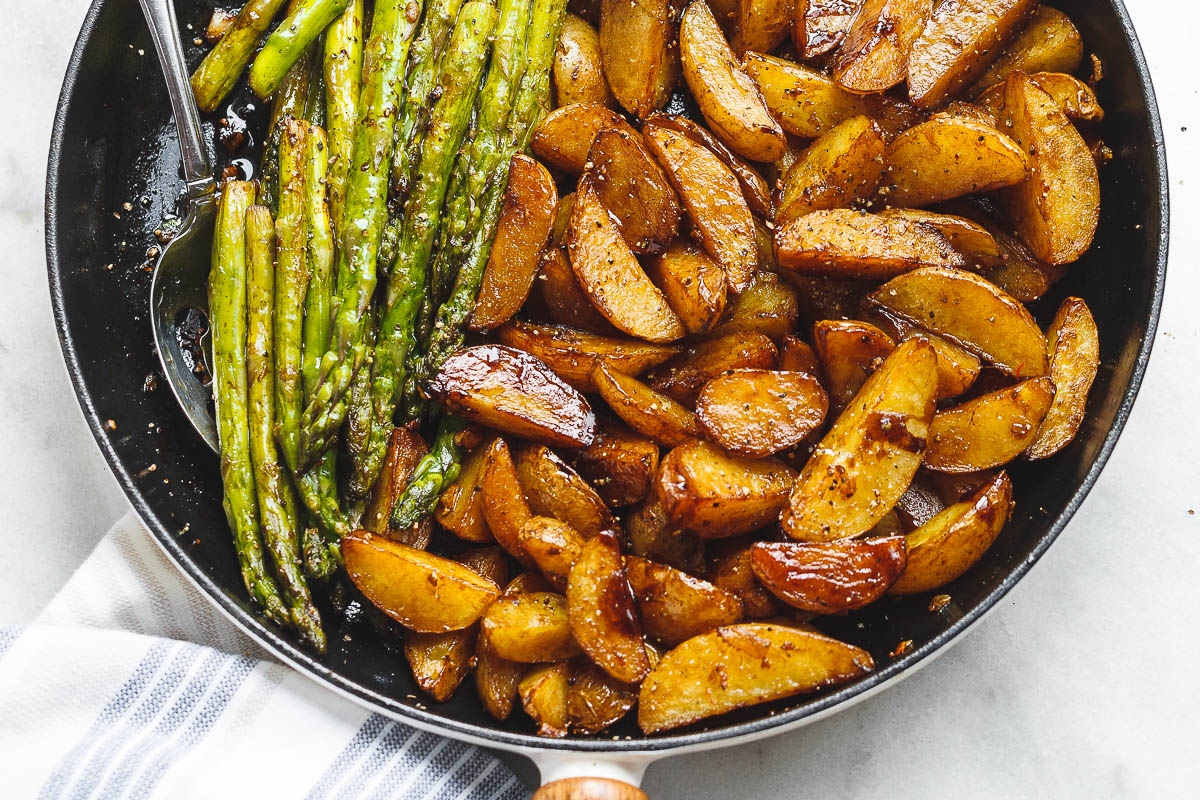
[137,0,214,198]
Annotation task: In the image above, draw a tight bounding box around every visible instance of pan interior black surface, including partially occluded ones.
[46,0,1167,752]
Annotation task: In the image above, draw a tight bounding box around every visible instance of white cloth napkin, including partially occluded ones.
[0,513,527,799]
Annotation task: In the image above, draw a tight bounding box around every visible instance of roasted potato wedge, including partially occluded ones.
[776,116,887,226]
[751,537,907,613]
[906,0,1037,108]
[708,538,780,617]
[626,555,745,645]
[779,335,821,376]
[537,247,622,334]
[707,272,800,343]
[435,442,492,543]
[480,438,537,567]
[567,658,638,734]
[588,126,681,253]
[680,0,787,162]
[362,425,433,548]
[781,338,938,542]
[867,266,1048,377]
[638,623,874,733]
[999,72,1099,265]
[657,440,797,537]
[514,444,616,537]
[732,0,797,55]
[567,180,686,342]
[869,311,982,399]
[626,495,707,574]
[977,70,1104,124]
[568,530,651,683]
[475,631,527,720]
[591,359,702,447]
[572,422,661,508]
[531,103,637,175]
[647,241,729,335]
[1026,297,1099,460]
[599,0,680,118]
[879,209,1003,268]
[832,0,932,94]
[925,377,1054,472]
[646,331,779,406]
[775,209,966,279]
[890,471,1012,594]
[519,662,570,737]
[801,0,859,58]
[343,532,501,633]
[482,592,582,662]
[696,369,828,456]
[812,319,896,411]
[519,516,586,590]
[643,119,758,292]
[969,5,1083,96]
[554,13,616,108]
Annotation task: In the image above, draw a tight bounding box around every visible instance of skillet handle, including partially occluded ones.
[533,778,648,800]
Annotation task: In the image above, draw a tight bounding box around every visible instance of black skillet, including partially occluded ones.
[45,0,1168,793]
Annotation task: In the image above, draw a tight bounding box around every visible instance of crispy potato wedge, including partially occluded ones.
[999,72,1099,265]
[647,241,729,335]
[435,443,493,543]
[883,116,1030,207]
[343,532,501,633]
[626,495,707,574]
[680,0,787,162]
[890,471,1011,594]
[404,628,477,702]
[568,180,686,342]
[531,103,637,175]
[977,71,1104,124]
[519,662,570,737]
[599,0,680,118]
[733,0,797,56]
[537,247,622,334]
[568,529,651,683]
[430,345,596,448]
[362,425,433,548]
[567,658,638,734]
[592,360,702,448]
[801,0,859,58]
[879,209,1003,268]
[751,537,907,613]
[657,440,797,537]
[867,266,1047,376]
[519,516,586,590]
[779,335,821,375]
[812,319,896,411]
[906,0,1037,108]
[457,546,511,585]
[638,623,874,733]
[969,5,1083,96]
[471,156,558,332]
[572,422,661,508]
[1026,297,1099,460]
[925,377,1054,472]
[505,571,557,596]
[832,0,932,94]
[482,592,582,662]
[776,116,887,226]
[784,272,872,323]
[626,556,745,645]
[707,272,800,343]
[646,331,779,406]
[475,632,526,720]
[708,538,780,617]
[869,310,982,399]
[554,13,616,108]
[643,120,758,292]
[588,127,681,253]
[696,369,828,456]
[480,438,537,567]
[515,444,616,537]
[781,338,938,542]
[775,209,966,279]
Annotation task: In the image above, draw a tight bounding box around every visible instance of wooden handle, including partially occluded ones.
[533,777,649,800]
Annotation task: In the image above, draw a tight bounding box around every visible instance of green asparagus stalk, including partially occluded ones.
[245,205,325,651]
[259,49,310,213]
[301,125,335,401]
[304,51,328,128]
[210,181,289,625]
[192,0,290,113]
[323,0,365,234]
[344,318,379,499]
[387,414,467,528]
[274,119,310,472]
[250,0,352,99]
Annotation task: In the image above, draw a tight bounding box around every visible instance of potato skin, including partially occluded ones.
[626,555,744,645]
[732,0,797,56]
[554,13,616,108]
[537,247,623,334]
[801,0,860,58]
[588,126,681,254]
[832,0,933,94]
[599,0,680,118]
[572,422,661,508]
[924,377,1055,472]
[776,115,887,226]
[647,241,729,335]
[567,530,651,683]
[707,272,800,344]
[696,369,828,457]
[482,592,582,662]
[646,331,779,406]
[626,495,707,574]
[519,516,586,590]
[812,318,896,411]
[480,438,538,568]
[531,102,636,175]
[708,538,780,617]
[751,537,907,613]
[435,442,493,543]
[519,662,570,737]
[514,444,616,537]
[969,5,1083,96]
[567,658,638,734]
[591,360,702,448]
[362,425,433,548]
[1026,297,1099,460]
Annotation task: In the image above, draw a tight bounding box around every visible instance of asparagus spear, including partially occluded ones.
[192,0,290,113]
[259,45,310,213]
[344,317,379,499]
[304,50,328,128]
[323,0,365,234]
[387,414,467,528]
[274,120,310,473]
[245,205,326,650]
[250,0,352,99]
[301,124,334,401]
[210,181,288,625]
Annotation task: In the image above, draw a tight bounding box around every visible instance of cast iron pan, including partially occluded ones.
[45,0,1168,788]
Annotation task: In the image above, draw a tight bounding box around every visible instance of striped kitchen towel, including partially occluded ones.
[0,513,527,799]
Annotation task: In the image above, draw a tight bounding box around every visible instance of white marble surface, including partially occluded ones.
[2,0,1197,796]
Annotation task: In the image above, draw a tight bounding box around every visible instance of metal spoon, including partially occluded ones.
[139,0,219,451]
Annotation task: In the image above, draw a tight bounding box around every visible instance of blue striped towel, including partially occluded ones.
[0,513,527,799]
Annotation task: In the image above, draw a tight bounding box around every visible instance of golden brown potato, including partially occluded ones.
[680,0,786,162]
[626,495,707,574]
[869,311,982,399]
[832,0,932,94]
[554,13,616,108]
[531,103,637,175]
[504,571,557,597]
[514,444,615,537]
[1026,298,1099,460]
[362,425,433,548]
[776,116,887,226]
[706,272,800,343]
[599,0,680,118]
[999,72,1099,265]
[568,529,651,683]
[429,345,597,448]
[343,532,501,633]
[587,126,681,253]
[519,516,586,590]
[925,377,1054,472]
[471,155,558,332]
[537,247,622,334]
[779,335,821,375]
[878,209,1003,268]
[890,471,1011,594]
[867,266,1048,377]
[475,631,527,720]
[977,71,1104,124]
[638,623,874,733]
[906,0,1037,108]
[591,360,702,447]
[404,628,476,703]
[938,203,1067,302]
[751,537,907,613]
[647,241,729,335]
[696,369,828,456]
[572,422,661,508]
[708,538,780,617]
[567,180,686,342]
[435,443,492,543]
[643,120,758,292]
[812,319,896,411]
[480,438,537,567]
[775,209,966,279]
[883,116,1030,207]
[646,331,779,406]
[482,592,582,662]
[785,273,873,323]
[969,6,1083,96]
[782,338,938,542]
[800,0,857,58]
[732,0,797,55]
[519,662,570,737]
[626,555,745,645]
[567,658,638,734]
[657,440,797,537]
